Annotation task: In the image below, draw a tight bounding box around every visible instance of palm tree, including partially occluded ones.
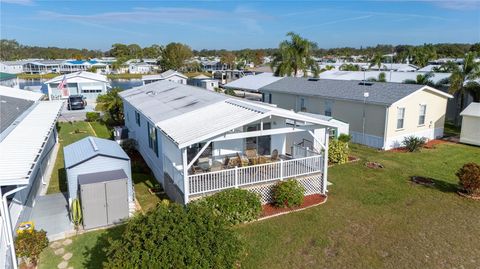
[96,88,124,124]
[402,72,435,86]
[447,52,480,120]
[369,53,384,70]
[270,32,319,77]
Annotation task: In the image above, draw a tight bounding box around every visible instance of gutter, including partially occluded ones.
[0,185,28,269]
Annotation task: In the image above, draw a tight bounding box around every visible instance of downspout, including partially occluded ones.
[182,148,189,204]
[1,185,28,269]
[383,106,390,150]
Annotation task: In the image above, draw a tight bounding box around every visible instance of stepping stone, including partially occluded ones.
[63,252,73,261]
[50,241,62,249]
[54,248,65,255]
[57,261,68,269]
[62,239,73,246]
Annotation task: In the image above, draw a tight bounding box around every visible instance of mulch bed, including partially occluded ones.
[387,139,450,152]
[260,194,327,218]
[411,176,435,187]
[365,162,384,169]
[457,191,480,200]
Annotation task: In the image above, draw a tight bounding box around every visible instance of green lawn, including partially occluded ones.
[39,142,480,268]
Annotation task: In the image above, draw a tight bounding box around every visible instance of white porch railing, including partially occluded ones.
[188,155,324,195]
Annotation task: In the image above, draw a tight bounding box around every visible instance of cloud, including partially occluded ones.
[1,0,33,5]
[37,6,270,34]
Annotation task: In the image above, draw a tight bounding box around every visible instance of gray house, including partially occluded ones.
[64,136,134,207]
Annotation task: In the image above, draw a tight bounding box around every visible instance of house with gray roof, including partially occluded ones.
[142,69,187,85]
[260,77,453,149]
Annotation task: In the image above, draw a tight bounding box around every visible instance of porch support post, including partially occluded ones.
[182,148,189,204]
[186,140,212,170]
[308,130,326,151]
[322,128,330,194]
[280,159,284,180]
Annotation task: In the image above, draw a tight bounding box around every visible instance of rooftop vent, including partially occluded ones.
[359,81,374,86]
[308,78,320,81]
[88,137,99,151]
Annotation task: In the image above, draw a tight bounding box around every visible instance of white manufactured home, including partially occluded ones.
[260,78,452,150]
[44,71,110,100]
[120,81,344,204]
[0,86,63,269]
[142,70,187,85]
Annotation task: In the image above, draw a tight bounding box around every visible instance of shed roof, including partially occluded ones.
[78,169,128,185]
[64,136,130,169]
[223,73,283,92]
[120,80,337,148]
[142,70,187,81]
[261,77,446,106]
[0,101,63,185]
[460,102,480,117]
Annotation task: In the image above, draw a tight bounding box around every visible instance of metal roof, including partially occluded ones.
[44,71,108,84]
[121,80,337,148]
[319,70,451,84]
[0,101,63,185]
[460,102,480,117]
[78,169,128,185]
[261,77,428,106]
[64,136,129,169]
[223,72,283,92]
[142,70,187,81]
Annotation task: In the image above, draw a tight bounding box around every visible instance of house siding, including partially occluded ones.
[460,116,480,146]
[385,89,448,149]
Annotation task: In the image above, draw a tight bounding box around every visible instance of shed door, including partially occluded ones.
[81,183,107,229]
[105,179,129,225]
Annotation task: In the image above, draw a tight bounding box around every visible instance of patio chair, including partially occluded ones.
[271,149,279,161]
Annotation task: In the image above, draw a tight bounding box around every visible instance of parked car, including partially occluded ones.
[67,95,87,110]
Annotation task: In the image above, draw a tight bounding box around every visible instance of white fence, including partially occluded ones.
[188,155,324,195]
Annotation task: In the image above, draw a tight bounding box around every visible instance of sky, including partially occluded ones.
[1,0,479,51]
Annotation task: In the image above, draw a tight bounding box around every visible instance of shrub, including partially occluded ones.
[272,179,305,208]
[224,88,236,96]
[104,203,244,268]
[456,163,480,196]
[120,139,137,156]
[196,189,262,225]
[402,136,427,152]
[15,229,49,266]
[85,112,100,122]
[338,133,352,143]
[328,139,349,164]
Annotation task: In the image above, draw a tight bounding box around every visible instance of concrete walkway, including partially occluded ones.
[28,193,75,241]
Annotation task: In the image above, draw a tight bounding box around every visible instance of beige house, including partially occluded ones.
[459,102,480,146]
[260,78,452,149]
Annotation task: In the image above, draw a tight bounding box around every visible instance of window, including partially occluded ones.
[324,100,333,116]
[268,93,272,104]
[300,97,307,112]
[397,107,405,129]
[418,104,426,125]
[135,111,141,126]
[147,122,158,156]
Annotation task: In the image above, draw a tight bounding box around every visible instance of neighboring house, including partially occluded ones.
[260,78,452,149]
[319,70,451,84]
[0,61,24,74]
[23,60,64,74]
[223,72,283,93]
[188,74,219,91]
[129,63,153,74]
[59,60,109,74]
[44,71,110,100]
[0,86,63,269]
[0,73,19,88]
[64,136,135,228]
[120,80,344,205]
[459,102,480,146]
[142,70,188,85]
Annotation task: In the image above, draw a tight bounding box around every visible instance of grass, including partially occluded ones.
[444,121,461,136]
[106,73,143,79]
[39,142,480,268]
[17,73,58,79]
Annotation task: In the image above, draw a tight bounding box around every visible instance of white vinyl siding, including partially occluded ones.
[418,104,426,125]
[397,107,405,129]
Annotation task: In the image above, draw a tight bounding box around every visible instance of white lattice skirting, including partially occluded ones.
[244,174,324,204]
